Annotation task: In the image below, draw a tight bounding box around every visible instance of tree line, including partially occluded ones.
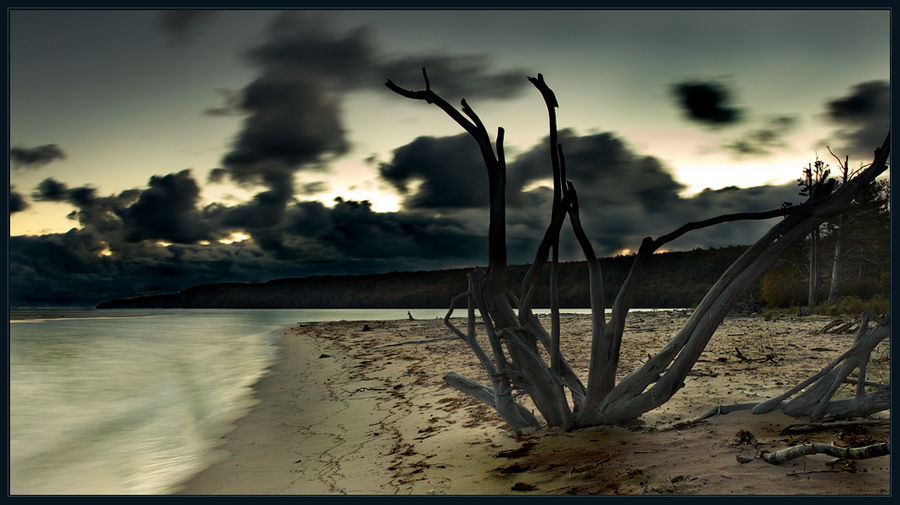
[97,245,754,310]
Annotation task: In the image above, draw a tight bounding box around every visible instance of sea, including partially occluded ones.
[10,307,604,495]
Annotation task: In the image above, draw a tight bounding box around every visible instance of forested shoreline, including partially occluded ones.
[97,222,889,312]
[98,246,754,310]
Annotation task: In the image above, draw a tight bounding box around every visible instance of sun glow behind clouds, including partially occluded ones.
[219,232,250,244]
[317,189,403,213]
[674,158,805,196]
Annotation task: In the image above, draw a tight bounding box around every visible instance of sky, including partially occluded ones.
[7,8,891,307]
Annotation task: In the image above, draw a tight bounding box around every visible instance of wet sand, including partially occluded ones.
[173,311,890,495]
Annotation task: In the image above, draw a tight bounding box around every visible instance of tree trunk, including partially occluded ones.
[827,213,844,307]
[808,225,818,309]
[827,155,849,307]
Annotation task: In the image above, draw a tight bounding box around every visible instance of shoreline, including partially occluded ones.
[9,312,152,321]
[172,313,890,495]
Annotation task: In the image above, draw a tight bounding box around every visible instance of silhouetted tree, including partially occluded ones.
[825,149,852,307]
[387,69,890,433]
[797,158,834,310]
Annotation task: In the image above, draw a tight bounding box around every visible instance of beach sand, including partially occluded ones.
[173,311,890,495]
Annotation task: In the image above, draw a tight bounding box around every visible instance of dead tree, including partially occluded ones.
[386,69,890,434]
[797,159,833,310]
[825,150,853,307]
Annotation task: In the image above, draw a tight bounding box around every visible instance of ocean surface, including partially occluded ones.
[8,306,624,495]
[7,307,500,495]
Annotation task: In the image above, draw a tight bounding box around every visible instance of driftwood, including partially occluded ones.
[735,429,890,465]
[820,313,885,334]
[752,312,890,420]
[386,68,891,434]
[760,441,890,464]
[694,312,890,425]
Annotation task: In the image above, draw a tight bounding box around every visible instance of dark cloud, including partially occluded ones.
[245,12,528,100]
[209,186,291,231]
[203,88,244,117]
[509,129,686,213]
[9,186,28,213]
[299,181,329,195]
[120,170,215,244]
[721,115,798,157]
[31,173,218,247]
[211,11,528,205]
[379,128,805,261]
[245,12,376,90]
[8,230,265,307]
[31,177,142,240]
[376,55,526,104]
[32,177,70,201]
[220,77,349,187]
[158,10,217,42]
[379,134,488,209]
[671,80,743,126]
[822,80,889,159]
[826,81,889,120]
[10,144,66,170]
[664,183,801,250]
[209,13,361,207]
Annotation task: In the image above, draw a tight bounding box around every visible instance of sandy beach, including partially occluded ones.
[173,311,890,495]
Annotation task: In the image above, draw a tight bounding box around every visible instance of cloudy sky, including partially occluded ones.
[7,8,890,307]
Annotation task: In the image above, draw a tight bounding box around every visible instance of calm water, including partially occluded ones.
[9,307,626,495]
[8,308,456,495]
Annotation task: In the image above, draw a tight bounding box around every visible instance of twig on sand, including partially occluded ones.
[693,402,760,422]
[378,336,460,348]
[780,419,890,435]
